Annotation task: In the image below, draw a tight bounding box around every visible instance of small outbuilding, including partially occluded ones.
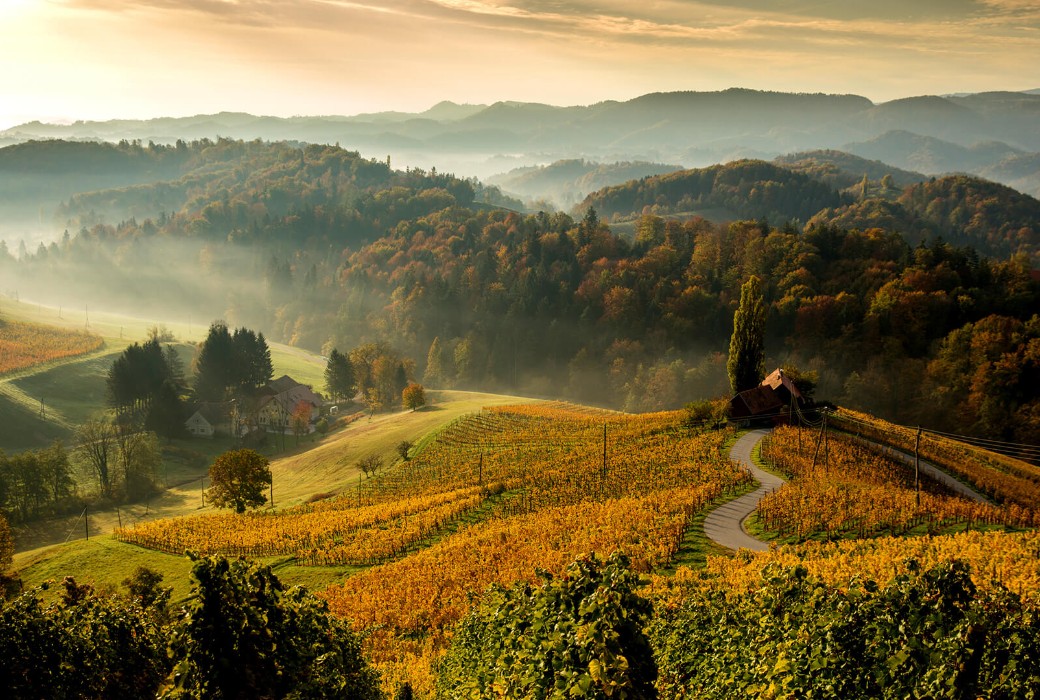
[729,368,804,425]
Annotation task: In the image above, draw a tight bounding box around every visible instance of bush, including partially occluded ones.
[162,554,382,699]
[436,552,656,699]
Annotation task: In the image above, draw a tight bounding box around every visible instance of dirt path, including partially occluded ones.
[702,429,781,552]
[849,437,992,504]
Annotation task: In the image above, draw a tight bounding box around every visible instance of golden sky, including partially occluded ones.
[1,0,1038,127]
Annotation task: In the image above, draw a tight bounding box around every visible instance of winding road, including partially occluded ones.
[703,428,782,552]
[702,427,992,553]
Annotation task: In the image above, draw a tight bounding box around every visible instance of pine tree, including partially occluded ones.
[324,349,355,401]
[727,275,766,394]
[193,321,235,402]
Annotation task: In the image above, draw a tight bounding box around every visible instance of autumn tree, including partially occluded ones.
[727,275,766,393]
[403,383,426,411]
[207,449,271,514]
[291,400,312,445]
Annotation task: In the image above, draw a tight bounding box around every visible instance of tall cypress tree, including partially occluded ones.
[424,337,445,387]
[727,275,766,394]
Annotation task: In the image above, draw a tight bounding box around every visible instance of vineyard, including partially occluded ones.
[689,529,1040,600]
[757,425,1040,540]
[118,402,751,693]
[104,400,1040,696]
[830,408,1040,509]
[0,318,103,375]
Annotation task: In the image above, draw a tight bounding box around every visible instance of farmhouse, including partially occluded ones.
[184,403,229,438]
[256,375,322,431]
[729,368,804,425]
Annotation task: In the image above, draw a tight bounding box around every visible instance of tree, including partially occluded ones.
[122,566,171,615]
[727,275,766,394]
[78,418,116,498]
[0,512,12,573]
[396,440,413,461]
[207,449,271,514]
[193,321,235,402]
[402,383,426,411]
[291,400,311,445]
[114,425,161,500]
[357,455,382,479]
[232,328,273,393]
[324,348,355,401]
[145,380,187,441]
[424,337,445,387]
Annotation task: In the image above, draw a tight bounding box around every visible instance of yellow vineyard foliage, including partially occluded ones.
[0,318,103,374]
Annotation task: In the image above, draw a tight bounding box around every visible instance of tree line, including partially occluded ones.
[4,138,1038,440]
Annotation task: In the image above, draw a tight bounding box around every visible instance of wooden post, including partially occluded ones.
[823,412,829,469]
[201,476,205,507]
[84,506,89,541]
[117,507,122,529]
[810,415,826,470]
[357,473,361,509]
[602,423,607,479]
[478,452,483,486]
[914,427,922,507]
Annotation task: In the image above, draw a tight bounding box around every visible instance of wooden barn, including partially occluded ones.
[729,368,804,425]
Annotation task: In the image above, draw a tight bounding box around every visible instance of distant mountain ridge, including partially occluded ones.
[4,88,1039,180]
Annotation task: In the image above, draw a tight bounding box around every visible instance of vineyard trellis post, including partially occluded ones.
[602,423,607,480]
[823,411,829,469]
[914,427,922,506]
[478,451,483,487]
[810,413,826,470]
[200,475,206,507]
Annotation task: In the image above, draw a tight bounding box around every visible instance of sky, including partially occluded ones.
[1,0,1039,129]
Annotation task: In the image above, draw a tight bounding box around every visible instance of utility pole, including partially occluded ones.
[84,506,89,541]
[201,476,206,507]
[602,423,608,479]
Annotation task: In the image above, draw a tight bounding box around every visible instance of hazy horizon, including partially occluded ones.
[2,0,1039,131]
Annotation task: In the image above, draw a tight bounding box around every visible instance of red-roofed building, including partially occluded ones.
[729,368,804,425]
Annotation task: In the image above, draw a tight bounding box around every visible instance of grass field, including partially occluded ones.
[0,295,328,453]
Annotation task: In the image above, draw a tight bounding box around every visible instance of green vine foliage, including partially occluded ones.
[436,552,657,699]
[162,554,383,699]
[0,577,168,699]
[651,560,1040,699]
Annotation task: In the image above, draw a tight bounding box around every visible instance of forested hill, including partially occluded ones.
[773,150,927,190]
[579,160,843,224]
[580,160,1040,263]
[3,138,1039,443]
[808,175,1040,259]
